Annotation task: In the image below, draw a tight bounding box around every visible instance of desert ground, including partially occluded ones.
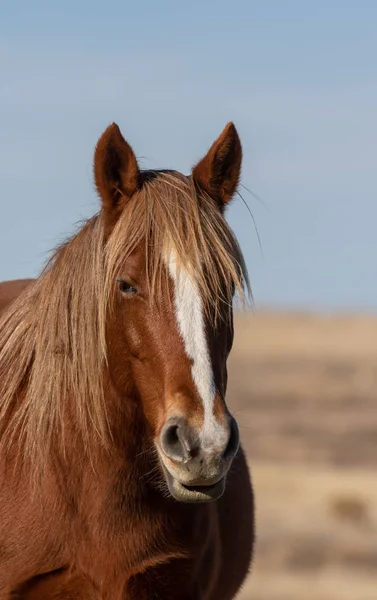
[229,311,377,600]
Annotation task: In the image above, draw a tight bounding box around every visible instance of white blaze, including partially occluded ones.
[168,254,227,443]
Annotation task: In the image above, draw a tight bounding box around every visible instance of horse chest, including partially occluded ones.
[71,497,218,598]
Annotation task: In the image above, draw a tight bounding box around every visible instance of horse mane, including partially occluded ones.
[0,171,249,469]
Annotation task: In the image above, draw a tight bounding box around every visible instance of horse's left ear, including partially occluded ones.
[94,123,140,220]
[192,122,242,211]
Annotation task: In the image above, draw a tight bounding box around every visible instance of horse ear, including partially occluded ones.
[192,122,242,211]
[94,123,140,219]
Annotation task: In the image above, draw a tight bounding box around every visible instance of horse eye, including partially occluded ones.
[118,280,137,295]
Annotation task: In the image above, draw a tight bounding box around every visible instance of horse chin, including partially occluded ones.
[160,463,226,503]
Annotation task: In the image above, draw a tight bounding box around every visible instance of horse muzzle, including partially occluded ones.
[156,415,239,503]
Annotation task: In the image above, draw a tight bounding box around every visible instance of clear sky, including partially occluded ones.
[1,1,376,311]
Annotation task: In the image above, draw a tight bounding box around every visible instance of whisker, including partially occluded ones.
[240,183,269,211]
[139,463,161,484]
[135,442,155,460]
[235,189,264,261]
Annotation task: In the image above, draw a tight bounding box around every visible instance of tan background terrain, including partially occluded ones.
[228,312,377,600]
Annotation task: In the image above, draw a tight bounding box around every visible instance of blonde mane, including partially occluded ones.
[0,172,249,467]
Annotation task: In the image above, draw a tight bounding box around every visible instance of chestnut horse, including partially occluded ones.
[0,123,254,599]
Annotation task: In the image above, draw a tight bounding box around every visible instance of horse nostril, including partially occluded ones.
[223,417,239,461]
[160,418,199,463]
[164,424,179,447]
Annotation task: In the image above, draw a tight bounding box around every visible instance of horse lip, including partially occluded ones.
[181,476,224,489]
[171,475,226,502]
[158,461,226,503]
[180,479,224,494]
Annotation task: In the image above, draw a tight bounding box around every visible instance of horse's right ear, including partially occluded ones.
[94,124,140,221]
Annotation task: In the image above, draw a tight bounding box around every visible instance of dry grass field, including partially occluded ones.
[228,312,377,600]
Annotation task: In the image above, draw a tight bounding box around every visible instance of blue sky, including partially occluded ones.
[1,1,377,311]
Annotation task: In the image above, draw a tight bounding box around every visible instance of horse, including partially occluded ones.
[0,279,33,315]
[0,122,255,599]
